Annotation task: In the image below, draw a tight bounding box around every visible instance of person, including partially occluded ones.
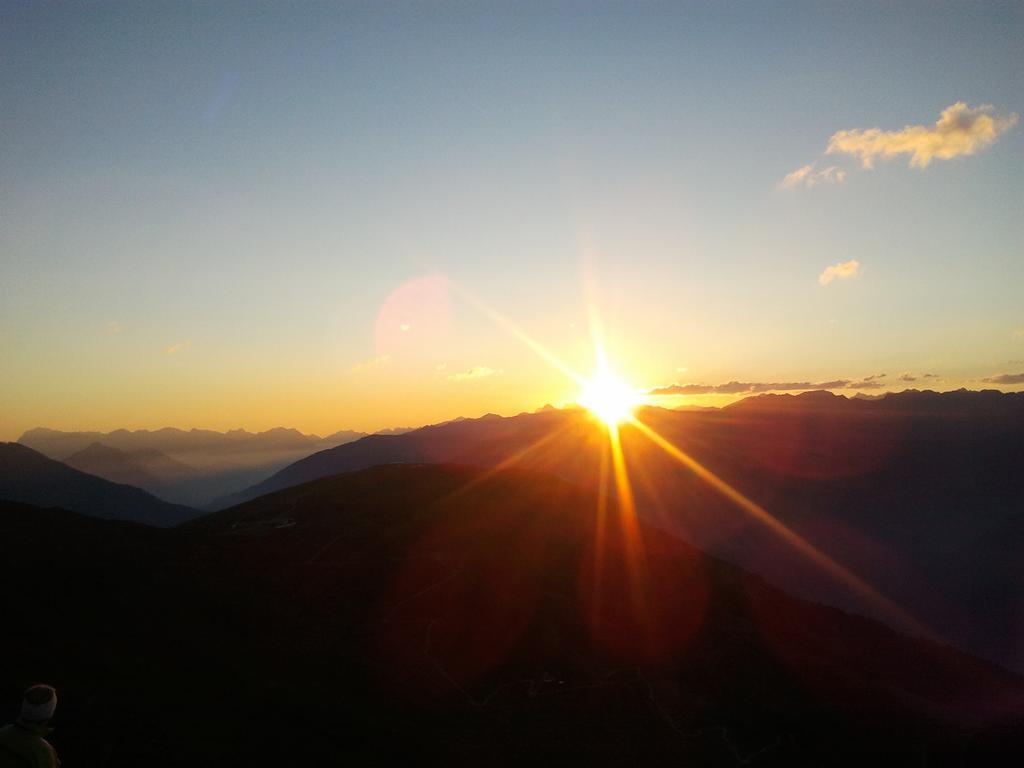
[0,685,60,767]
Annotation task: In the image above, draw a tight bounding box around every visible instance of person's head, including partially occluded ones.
[20,685,57,724]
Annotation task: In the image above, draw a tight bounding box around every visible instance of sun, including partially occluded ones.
[578,368,640,427]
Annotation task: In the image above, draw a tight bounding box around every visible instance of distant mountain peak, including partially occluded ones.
[71,441,126,459]
[0,442,199,526]
[852,392,887,401]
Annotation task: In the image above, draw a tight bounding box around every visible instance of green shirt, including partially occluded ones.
[0,721,59,768]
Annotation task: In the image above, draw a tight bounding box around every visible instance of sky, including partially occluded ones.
[1,1,1022,440]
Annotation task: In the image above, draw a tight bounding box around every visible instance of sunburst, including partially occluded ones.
[577,368,640,427]
[452,277,925,639]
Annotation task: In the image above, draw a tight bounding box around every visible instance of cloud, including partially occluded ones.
[981,372,1024,385]
[818,259,860,286]
[350,354,390,373]
[449,365,500,382]
[649,374,886,396]
[164,341,191,356]
[106,321,122,335]
[826,102,1018,169]
[846,373,887,390]
[899,372,940,382]
[779,165,812,188]
[779,163,847,190]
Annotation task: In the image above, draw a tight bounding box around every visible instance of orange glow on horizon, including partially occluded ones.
[458,280,933,647]
[577,368,641,427]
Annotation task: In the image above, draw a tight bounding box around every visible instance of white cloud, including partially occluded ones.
[779,163,847,190]
[813,166,847,185]
[779,164,814,189]
[827,102,1018,169]
[818,259,860,286]
[449,365,500,382]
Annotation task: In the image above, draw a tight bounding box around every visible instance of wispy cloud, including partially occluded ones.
[848,373,887,389]
[899,372,939,383]
[779,163,847,190]
[981,372,1024,385]
[818,259,860,286]
[649,374,887,396]
[449,365,500,382]
[827,102,1018,169]
[164,341,191,356]
[350,354,390,373]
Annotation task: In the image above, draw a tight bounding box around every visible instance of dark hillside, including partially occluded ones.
[3,464,1022,765]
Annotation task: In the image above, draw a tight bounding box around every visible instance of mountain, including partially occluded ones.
[214,407,576,506]
[373,425,415,436]
[18,426,370,508]
[218,390,1024,672]
[20,425,378,458]
[319,428,369,446]
[18,426,321,457]
[319,427,413,444]
[2,465,1021,764]
[0,442,202,527]
[63,442,199,491]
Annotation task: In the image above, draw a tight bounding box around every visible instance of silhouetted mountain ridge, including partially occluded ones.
[2,464,1022,764]
[64,442,160,488]
[218,389,1024,673]
[17,426,383,507]
[20,425,326,457]
[63,442,199,490]
[0,442,202,527]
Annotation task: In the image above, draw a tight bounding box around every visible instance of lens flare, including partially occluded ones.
[578,369,640,426]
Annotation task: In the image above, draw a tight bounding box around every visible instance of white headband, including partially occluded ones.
[21,689,57,722]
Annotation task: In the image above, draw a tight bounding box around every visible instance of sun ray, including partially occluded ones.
[433,423,571,507]
[452,282,588,387]
[627,414,934,638]
[607,422,651,614]
[590,437,612,623]
[455,281,930,642]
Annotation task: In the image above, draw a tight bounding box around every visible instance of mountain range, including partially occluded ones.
[2,463,1021,764]
[19,425,351,457]
[0,442,201,527]
[17,426,377,507]
[63,442,199,490]
[214,389,1024,672]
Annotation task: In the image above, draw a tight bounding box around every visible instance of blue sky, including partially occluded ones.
[1,2,1022,437]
